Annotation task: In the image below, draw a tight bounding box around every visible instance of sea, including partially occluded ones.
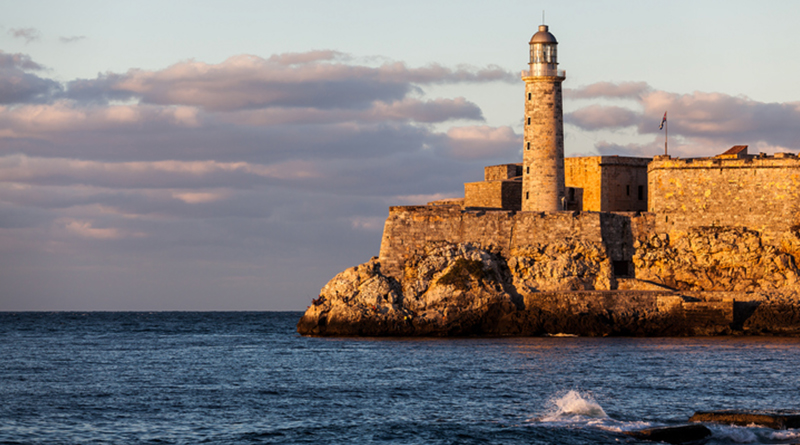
[2,312,800,445]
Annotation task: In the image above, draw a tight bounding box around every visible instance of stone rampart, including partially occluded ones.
[377,206,655,278]
[649,155,800,239]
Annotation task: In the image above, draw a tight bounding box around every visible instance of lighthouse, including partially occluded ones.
[521,24,566,212]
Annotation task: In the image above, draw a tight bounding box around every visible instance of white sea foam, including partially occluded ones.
[771,428,800,440]
[540,390,608,421]
[530,390,655,433]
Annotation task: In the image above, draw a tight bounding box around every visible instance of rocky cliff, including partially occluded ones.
[297,226,800,337]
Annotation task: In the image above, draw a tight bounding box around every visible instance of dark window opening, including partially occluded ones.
[638,185,644,200]
[528,92,531,100]
[526,166,529,174]
[527,142,530,150]
[568,187,575,202]
[613,260,632,277]
[527,117,531,125]
[626,185,630,196]
[525,192,529,200]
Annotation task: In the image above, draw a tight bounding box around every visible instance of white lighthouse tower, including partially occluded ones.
[521,24,566,212]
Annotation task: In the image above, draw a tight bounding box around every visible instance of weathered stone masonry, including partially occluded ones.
[649,153,800,238]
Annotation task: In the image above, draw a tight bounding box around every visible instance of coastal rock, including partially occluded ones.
[298,233,800,337]
[689,410,800,429]
[297,243,517,336]
[507,239,614,292]
[633,227,799,292]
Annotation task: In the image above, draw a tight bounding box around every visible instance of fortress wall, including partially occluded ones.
[565,157,602,211]
[378,205,656,278]
[649,156,800,238]
[464,180,522,210]
[602,162,648,212]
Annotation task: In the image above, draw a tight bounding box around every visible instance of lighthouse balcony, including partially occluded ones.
[521,67,566,78]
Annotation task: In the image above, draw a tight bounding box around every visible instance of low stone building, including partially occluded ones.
[460,156,649,212]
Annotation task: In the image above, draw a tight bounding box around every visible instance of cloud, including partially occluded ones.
[65,52,515,111]
[9,27,42,44]
[566,81,650,99]
[0,52,62,104]
[0,51,44,70]
[567,82,800,156]
[59,35,87,44]
[444,125,521,160]
[565,105,639,129]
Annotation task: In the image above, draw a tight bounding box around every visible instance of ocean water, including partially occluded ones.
[2,312,800,444]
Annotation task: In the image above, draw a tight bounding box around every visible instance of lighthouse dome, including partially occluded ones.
[530,25,558,44]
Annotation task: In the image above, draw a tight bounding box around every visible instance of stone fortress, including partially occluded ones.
[379,24,800,283]
[298,24,800,336]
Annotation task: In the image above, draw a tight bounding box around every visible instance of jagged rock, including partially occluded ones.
[298,243,517,336]
[507,239,613,292]
[298,235,800,337]
[633,227,799,292]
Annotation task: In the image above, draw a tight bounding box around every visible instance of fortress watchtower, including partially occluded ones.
[521,24,566,212]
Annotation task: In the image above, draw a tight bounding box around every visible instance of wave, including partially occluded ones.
[530,390,800,444]
[540,390,608,421]
[529,390,654,434]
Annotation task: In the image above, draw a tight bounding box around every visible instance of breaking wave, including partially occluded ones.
[540,390,608,421]
[531,390,653,434]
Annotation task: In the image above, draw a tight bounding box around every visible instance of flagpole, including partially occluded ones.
[664,115,668,156]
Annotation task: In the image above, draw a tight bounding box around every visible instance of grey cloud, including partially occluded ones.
[0,52,62,103]
[566,81,650,99]
[59,35,87,44]
[565,105,640,130]
[9,27,42,44]
[568,82,800,154]
[595,141,661,157]
[0,51,44,70]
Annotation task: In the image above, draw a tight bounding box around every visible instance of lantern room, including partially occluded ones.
[529,24,559,77]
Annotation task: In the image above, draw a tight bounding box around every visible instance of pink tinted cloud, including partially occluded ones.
[65,52,515,111]
[0,101,200,138]
[445,125,521,160]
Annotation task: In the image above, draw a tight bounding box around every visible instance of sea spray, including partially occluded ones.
[532,390,654,434]
[541,390,608,421]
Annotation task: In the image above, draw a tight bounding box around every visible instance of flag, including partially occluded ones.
[659,112,667,130]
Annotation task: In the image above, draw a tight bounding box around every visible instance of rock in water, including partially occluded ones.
[625,424,711,444]
[690,410,800,429]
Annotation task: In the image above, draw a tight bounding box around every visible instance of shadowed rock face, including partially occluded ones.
[624,424,712,444]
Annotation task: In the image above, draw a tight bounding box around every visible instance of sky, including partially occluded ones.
[2,0,800,311]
